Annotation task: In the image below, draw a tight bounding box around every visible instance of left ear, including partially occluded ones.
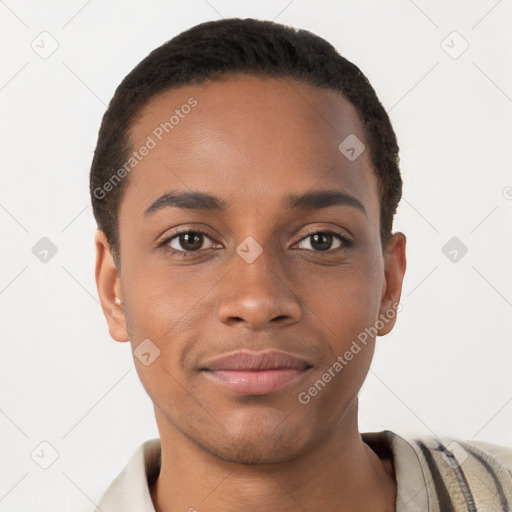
[377,232,407,336]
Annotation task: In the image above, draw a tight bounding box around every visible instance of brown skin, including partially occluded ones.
[95,75,406,512]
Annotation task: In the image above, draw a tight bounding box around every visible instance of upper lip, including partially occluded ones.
[200,350,312,371]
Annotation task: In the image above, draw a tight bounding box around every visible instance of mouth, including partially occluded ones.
[199,350,313,395]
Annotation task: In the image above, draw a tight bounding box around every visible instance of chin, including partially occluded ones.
[203,417,312,466]
[206,439,298,465]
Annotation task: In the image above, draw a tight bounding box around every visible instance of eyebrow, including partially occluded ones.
[143,189,366,217]
[285,190,366,216]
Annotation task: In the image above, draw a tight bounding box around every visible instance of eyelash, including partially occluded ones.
[158,228,352,257]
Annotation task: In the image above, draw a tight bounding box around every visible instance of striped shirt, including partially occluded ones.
[96,430,512,511]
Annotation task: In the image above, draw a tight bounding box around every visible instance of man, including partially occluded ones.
[90,18,512,512]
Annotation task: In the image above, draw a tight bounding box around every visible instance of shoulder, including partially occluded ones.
[407,434,512,479]
[412,434,512,510]
[375,430,512,511]
[463,439,512,472]
[97,438,161,511]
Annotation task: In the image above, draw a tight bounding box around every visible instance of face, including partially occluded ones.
[95,75,406,464]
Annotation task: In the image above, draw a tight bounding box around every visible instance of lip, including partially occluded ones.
[200,350,312,395]
[201,350,311,371]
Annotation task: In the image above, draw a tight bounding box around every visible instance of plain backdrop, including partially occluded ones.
[1,1,511,510]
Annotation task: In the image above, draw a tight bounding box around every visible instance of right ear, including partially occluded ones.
[94,230,130,342]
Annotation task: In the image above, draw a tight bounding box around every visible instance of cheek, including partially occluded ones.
[301,257,383,338]
[121,263,223,394]
[294,257,383,393]
[122,258,218,335]
[295,269,381,417]
[121,272,207,418]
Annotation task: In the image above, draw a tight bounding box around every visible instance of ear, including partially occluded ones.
[377,232,407,336]
[94,230,130,342]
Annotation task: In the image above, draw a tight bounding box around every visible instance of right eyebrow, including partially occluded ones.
[144,191,227,217]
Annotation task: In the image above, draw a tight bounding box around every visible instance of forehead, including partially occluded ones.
[122,74,379,220]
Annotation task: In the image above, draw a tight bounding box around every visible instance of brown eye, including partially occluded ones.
[296,231,351,252]
[310,233,335,251]
[167,231,215,252]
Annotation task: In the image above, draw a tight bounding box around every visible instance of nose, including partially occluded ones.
[217,251,303,330]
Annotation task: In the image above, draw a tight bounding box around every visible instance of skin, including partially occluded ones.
[95,74,406,512]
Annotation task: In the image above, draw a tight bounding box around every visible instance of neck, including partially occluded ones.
[150,401,396,512]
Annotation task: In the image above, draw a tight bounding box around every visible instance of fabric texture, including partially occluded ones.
[95,430,512,511]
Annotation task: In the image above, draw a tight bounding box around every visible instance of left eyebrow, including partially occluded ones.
[285,190,367,217]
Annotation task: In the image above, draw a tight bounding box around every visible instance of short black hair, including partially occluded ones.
[90,17,402,266]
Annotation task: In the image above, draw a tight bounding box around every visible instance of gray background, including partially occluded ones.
[1,0,511,510]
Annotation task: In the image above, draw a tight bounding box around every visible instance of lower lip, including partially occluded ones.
[202,368,309,394]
